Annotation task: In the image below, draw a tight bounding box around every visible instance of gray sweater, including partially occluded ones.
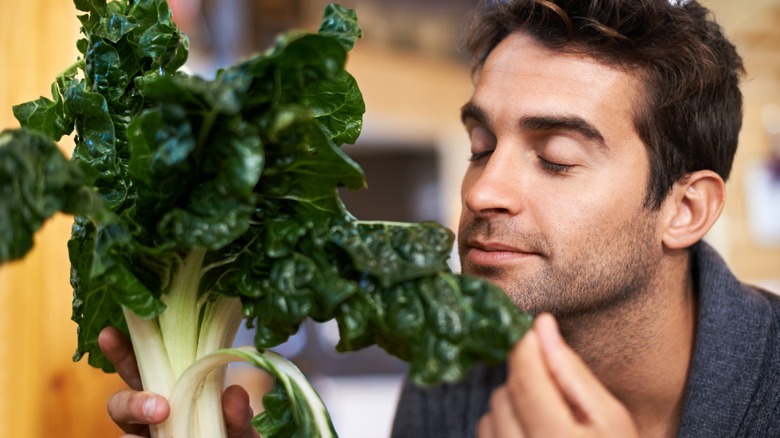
[391,242,780,437]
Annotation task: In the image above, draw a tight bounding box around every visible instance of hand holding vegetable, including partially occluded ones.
[477,315,638,438]
[99,327,258,438]
[0,1,532,436]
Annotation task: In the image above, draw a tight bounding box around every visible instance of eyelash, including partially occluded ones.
[538,156,574,174]
[468,150,492,162]
[467,151,576,175]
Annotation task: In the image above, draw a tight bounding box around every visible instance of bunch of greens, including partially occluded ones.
[0,1,532,437]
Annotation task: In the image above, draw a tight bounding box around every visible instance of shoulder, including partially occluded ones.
[390,363,506,438]
[692,241,779,326]
[679,242,780,436]
[736,284,780,435]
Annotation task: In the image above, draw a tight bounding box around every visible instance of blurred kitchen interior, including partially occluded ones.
[0,0,778,437]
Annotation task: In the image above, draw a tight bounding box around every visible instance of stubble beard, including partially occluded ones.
[458,210,662,320]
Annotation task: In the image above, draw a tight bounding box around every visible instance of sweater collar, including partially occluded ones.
[677,241,774,435]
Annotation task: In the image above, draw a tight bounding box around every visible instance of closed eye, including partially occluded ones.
[469,150,493,162]
[539,156,574,174]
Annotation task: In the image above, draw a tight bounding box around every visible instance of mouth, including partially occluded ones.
[464,240,542,267]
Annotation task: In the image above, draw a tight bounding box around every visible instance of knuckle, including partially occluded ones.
[476,415,492,437]
[488,385,507,410]
[107,389,146,423]
[505,371,530,400]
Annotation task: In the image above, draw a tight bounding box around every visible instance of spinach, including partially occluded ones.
[0,1,532,436]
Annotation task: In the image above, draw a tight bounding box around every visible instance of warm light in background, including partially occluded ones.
[0,1,778,437]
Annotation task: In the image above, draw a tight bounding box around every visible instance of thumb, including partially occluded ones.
[533,313,625,424]
[223,385,260,438]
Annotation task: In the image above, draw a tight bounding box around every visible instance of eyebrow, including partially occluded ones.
[460,102,609,150]
[460,102,489,126]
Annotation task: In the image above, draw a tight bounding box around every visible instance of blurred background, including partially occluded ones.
[0,0,778,437]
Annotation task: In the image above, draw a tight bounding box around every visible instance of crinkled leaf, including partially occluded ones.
[74,0,107,14]
[157,190,254,249]
[330,221,453,287]
[318,3,362,51]
[304,71,364,145]
[102,11,139,43]
[70,216,170,370]
[86,37,131,102]
[260,121,365,215]
[70,216,124,372]
[336,273,533,386]
[0,129,99,262]
[3,5,534,429]
[127,0,189,73]
[12,81,75,141]
[253,383,296,438]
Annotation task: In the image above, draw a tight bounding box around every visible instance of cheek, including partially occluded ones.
[536,183,631,242]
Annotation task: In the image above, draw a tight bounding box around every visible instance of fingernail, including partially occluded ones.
[536,314,562,354]
[143,396,158,420]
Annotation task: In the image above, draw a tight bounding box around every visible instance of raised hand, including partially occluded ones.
[99,327,259,438]
[477,314,639,437]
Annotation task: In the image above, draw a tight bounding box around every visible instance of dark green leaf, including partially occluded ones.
[2,2,534,418]
[0,129,100,263]
[305,71,364,145]
[127,0,189,73]
[318,3,362,51]
[330,221,453,287]
[86,37,131,102]
[13,80,76,141]
[74,0,107,14]
[104,12,139,43]
[253,382,296,438]
[336,273,533,386]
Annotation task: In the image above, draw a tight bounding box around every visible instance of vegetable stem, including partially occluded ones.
[168,347,336,438]
[122,307,174,438]
[57,59,84,81]
[194,296,244,438]
[159,248,207,377]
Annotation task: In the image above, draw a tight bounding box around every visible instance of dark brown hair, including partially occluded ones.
[466,0,745,209]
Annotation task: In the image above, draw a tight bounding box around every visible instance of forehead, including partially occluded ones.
[472,32,642,142]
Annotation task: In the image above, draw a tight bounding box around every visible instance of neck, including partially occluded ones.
[557,249,698,438]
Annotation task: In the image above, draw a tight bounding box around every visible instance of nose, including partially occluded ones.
[461,149,524,217]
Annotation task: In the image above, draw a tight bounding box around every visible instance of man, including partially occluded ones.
[391,0,779,436]
[102,0,780,437]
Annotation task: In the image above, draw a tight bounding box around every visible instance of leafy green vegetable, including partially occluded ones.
[0,129,100,263]
[0,1,532,437]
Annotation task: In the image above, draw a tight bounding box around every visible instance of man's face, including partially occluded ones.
[458,32,664,317]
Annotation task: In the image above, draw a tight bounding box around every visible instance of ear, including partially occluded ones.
[660,170,726,250]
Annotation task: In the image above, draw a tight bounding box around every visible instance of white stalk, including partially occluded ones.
[168,347,336,438]
[193,296,244,438]
[159,248,206,378]
[122,307,175,438]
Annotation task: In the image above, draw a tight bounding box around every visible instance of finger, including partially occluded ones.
[534,313,629,425]
[99,326,143,390]
[478,386,526,438]
[107,389,170,434]
[476,414,494,438]
[223,385,260,438]
[505,328,578,435]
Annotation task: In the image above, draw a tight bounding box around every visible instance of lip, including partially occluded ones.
[465,240,541,266]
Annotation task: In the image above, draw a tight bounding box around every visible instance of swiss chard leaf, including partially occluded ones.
[12,81,75,141]
[330,221,453,287]
[2,6,534,436]
[0,129,100,263]
[318,3,362,51]
[253,383,296,437]
[329,222,532,386]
